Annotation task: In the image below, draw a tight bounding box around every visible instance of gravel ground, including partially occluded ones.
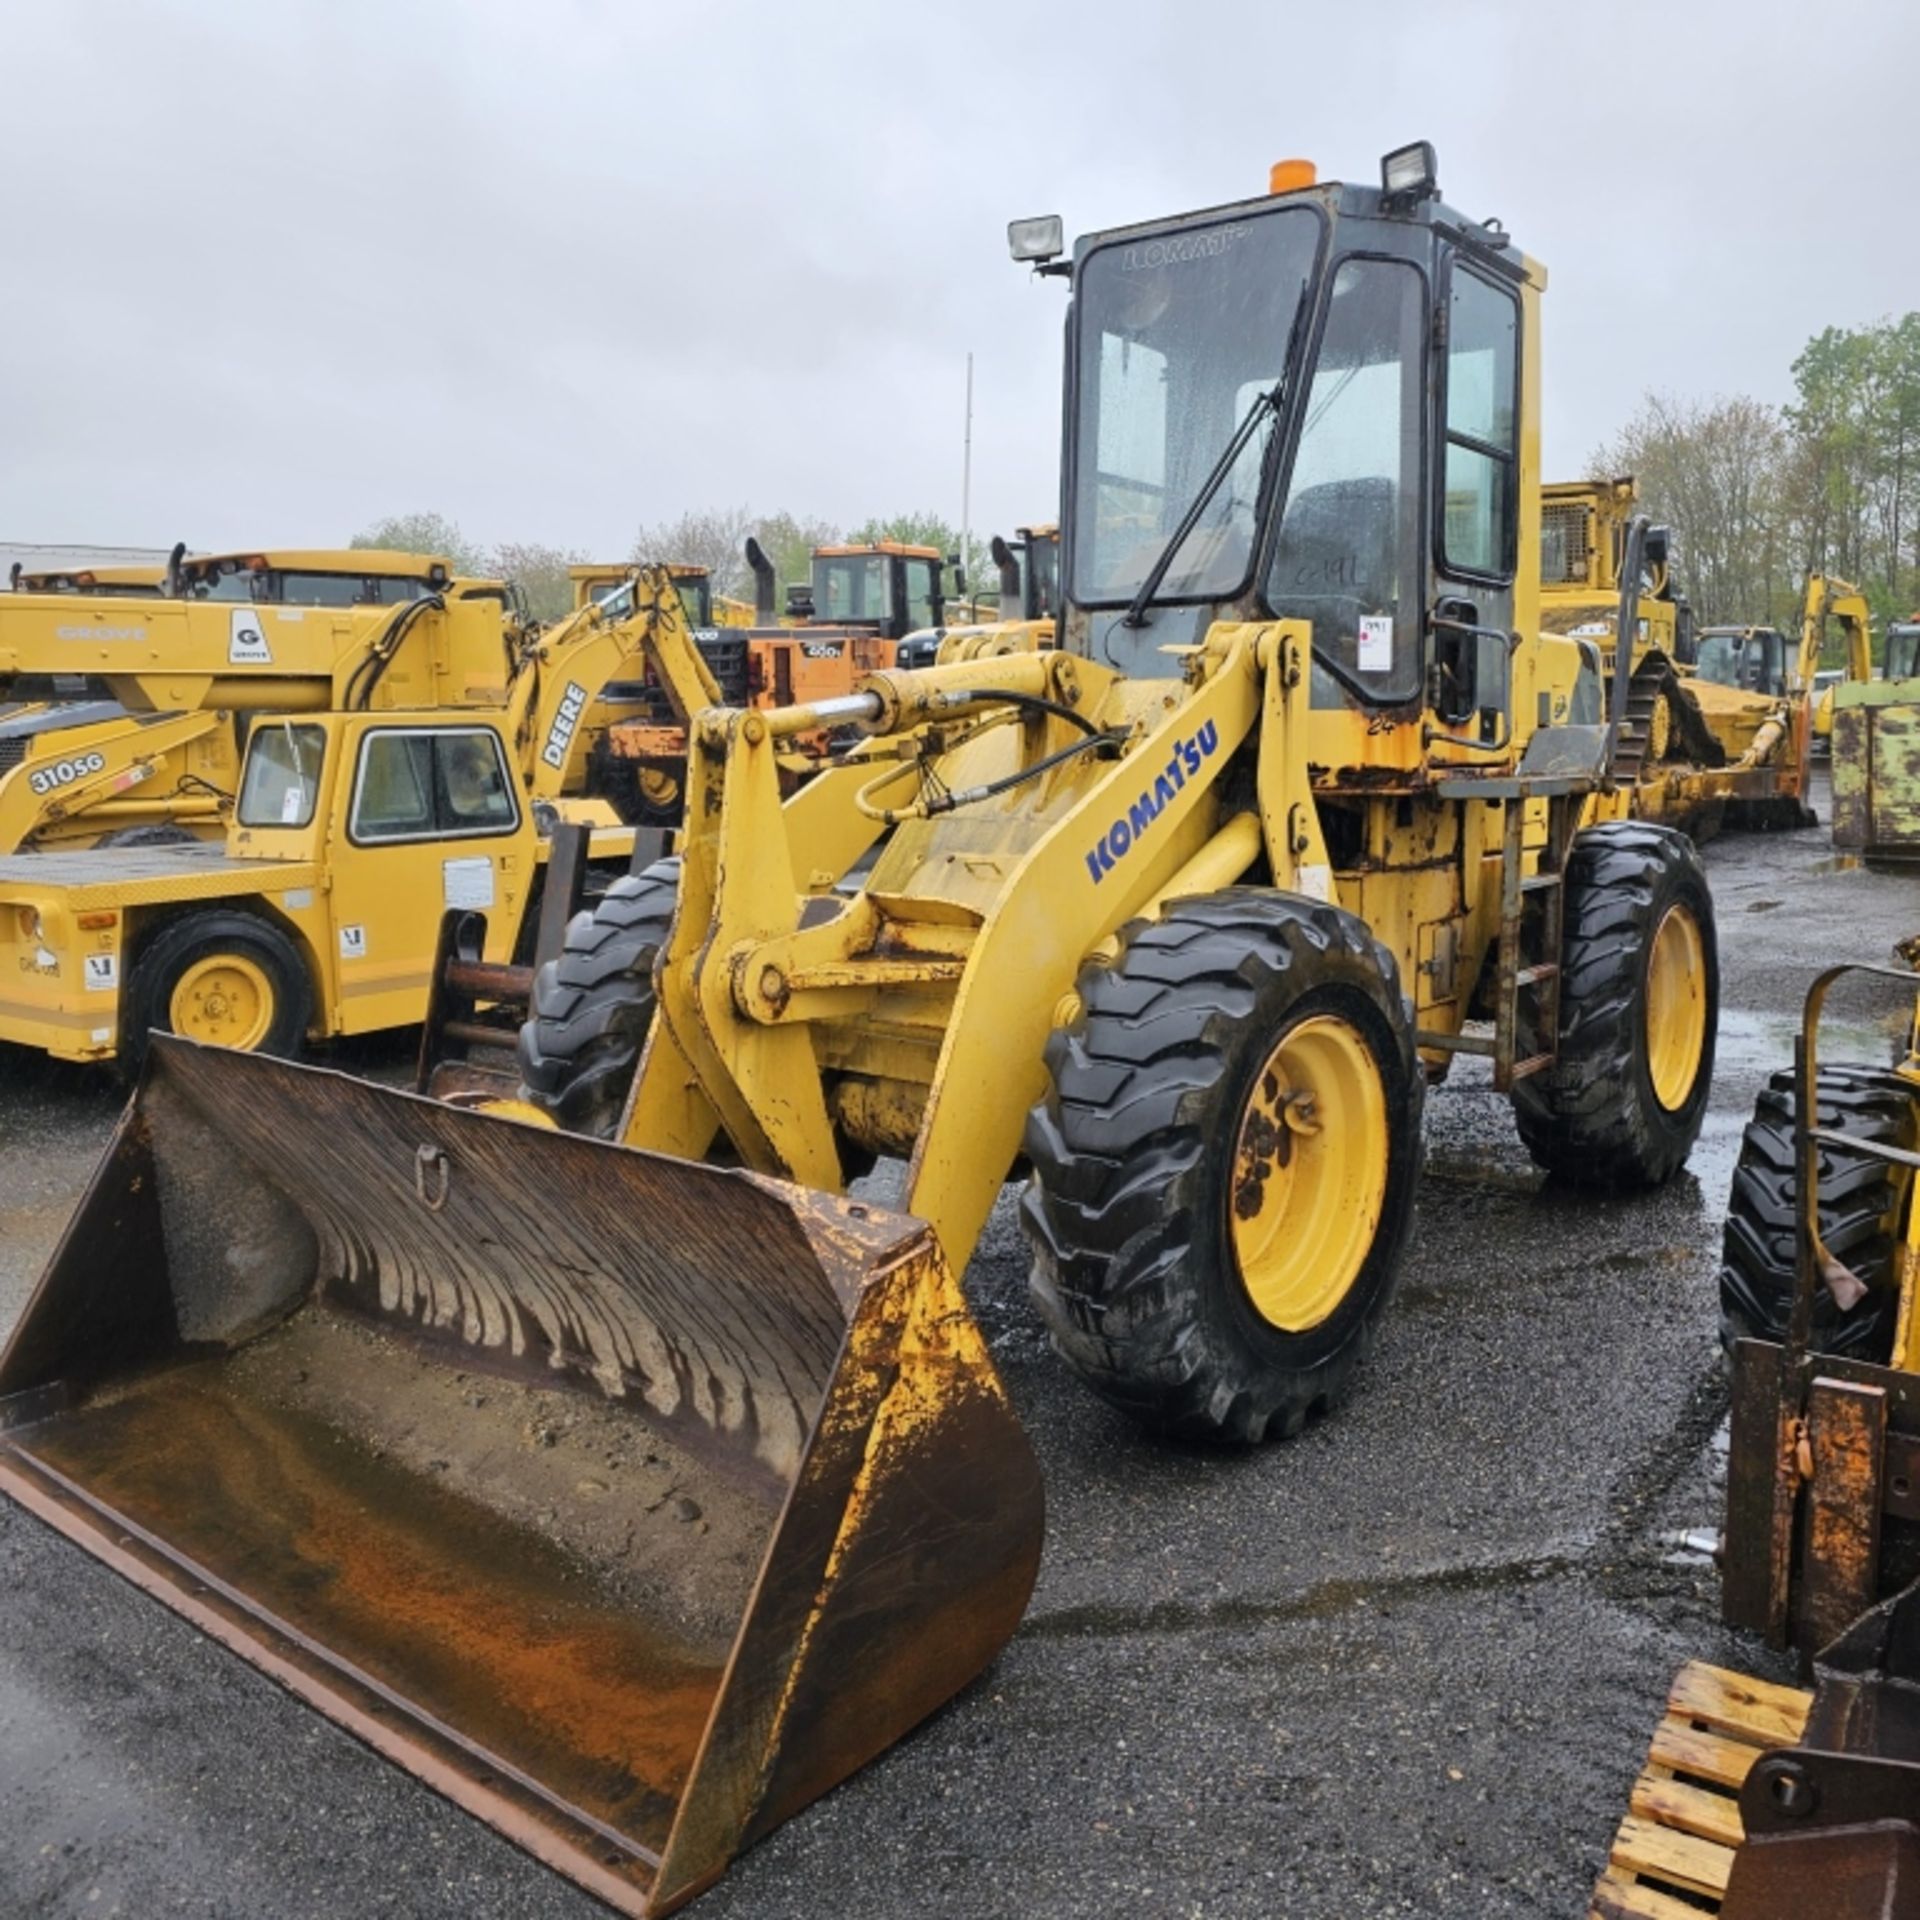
[0,784,1912,1920]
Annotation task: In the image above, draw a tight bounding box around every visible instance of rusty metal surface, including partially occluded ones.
[1722,1578,1920,1920]
[0,1037,1044,1918]
[1797,1379,1889,1651]
[1724,1338,1920,1650]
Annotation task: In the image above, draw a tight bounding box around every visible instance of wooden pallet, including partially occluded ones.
[1590,1662,1813,1919]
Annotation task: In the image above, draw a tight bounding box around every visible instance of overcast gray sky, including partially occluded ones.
[3,0,1913,559]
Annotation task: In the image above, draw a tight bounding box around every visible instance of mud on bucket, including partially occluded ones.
[0,1036,1044,1917]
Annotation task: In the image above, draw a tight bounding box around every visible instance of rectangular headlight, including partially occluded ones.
[1381,141,1437,201]
[1007,214,1064,264]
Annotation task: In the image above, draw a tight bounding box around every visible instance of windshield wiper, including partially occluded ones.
[1121,377,1285,629]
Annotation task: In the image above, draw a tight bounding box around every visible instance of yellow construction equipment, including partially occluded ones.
[568,561,744,629]
[897,523,1060,669]
[0,145,1717,1914]
[1540,482,1869,836]
[587,541,915,827]
[9,559,167,597]
[1685,574,1873,824]
[1831,613,1920,861]
[0,548,478,853]
[1594,944,1920,1919]
[0,569,728,1068]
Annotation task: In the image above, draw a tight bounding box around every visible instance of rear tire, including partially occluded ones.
[122,911,311,1076]
[1720,1066,1913,1361]
[517,858,680,1137]
[1513,821,1716,1189]
[1023,890,1423,1445]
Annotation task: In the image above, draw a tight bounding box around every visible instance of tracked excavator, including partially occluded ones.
[0,144,1718,1916]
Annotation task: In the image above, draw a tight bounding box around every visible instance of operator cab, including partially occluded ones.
[805,544,947,642]
[1022,142,1532,738]
[992,524,1061,622]
[179,549,453,607]
[1884,623,1920,682]
[1694,626,1789,698]
[571,562,715,634]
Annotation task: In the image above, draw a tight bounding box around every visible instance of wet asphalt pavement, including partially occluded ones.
[0,784,1914,1919]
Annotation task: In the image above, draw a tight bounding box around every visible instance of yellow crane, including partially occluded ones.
[0,569,721,1068]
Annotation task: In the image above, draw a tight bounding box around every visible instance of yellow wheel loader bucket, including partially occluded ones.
[0,1038,1043,1917]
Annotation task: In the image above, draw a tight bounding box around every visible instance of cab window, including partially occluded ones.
[238,723,326,828]
[1442,268,1520,578]
[350,729,519,843]
[903,558,938,630]
[818,556,890,623]
[1266,255,1426,701]
[675,576,713,629]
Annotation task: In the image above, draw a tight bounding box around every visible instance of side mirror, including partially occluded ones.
[1431,600,1511,734]
[1471,628,1510,723]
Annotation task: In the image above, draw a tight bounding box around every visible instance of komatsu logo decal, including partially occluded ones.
[542,680,589,769]
[1084,721,1219,884]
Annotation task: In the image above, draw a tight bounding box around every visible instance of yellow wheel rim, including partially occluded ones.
[168,953,275,1050]
[1645,903,1707,1111]
[639,767,681,810]
[1228,1013,1389,1332]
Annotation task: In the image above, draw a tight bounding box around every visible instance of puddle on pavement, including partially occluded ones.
[1809,855,1863,875]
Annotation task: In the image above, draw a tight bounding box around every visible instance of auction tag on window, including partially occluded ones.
[83,953,117,992]
[1357,615,1394,672]
[443,857,494,911]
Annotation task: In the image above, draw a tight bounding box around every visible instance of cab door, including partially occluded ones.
[324,720,533,1036]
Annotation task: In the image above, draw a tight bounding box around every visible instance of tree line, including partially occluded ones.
[1593,313,1920,640]
[351,508,990,623]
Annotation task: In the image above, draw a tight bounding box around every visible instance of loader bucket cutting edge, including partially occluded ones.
[0,1037,1044,1918]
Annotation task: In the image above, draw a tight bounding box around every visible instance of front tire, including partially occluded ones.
[1023,890,1424,1445]
[1720,1066,1913,1361]
[122,910,311,1075]
[1513,821,1716,1189]
[517,858,680,1136]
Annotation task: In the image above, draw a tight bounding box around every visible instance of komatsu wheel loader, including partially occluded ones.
[1593,948,1920,1919]
[0,547,483,854]
[0,570,720,1068]
[0,144,1716,1918]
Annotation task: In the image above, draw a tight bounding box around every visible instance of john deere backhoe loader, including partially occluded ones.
[591,539,929,826]
[0,145,1716,1917]
[0,570,724,1068]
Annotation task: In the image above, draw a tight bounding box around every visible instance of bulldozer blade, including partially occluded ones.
[0,1037,1044,1917]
